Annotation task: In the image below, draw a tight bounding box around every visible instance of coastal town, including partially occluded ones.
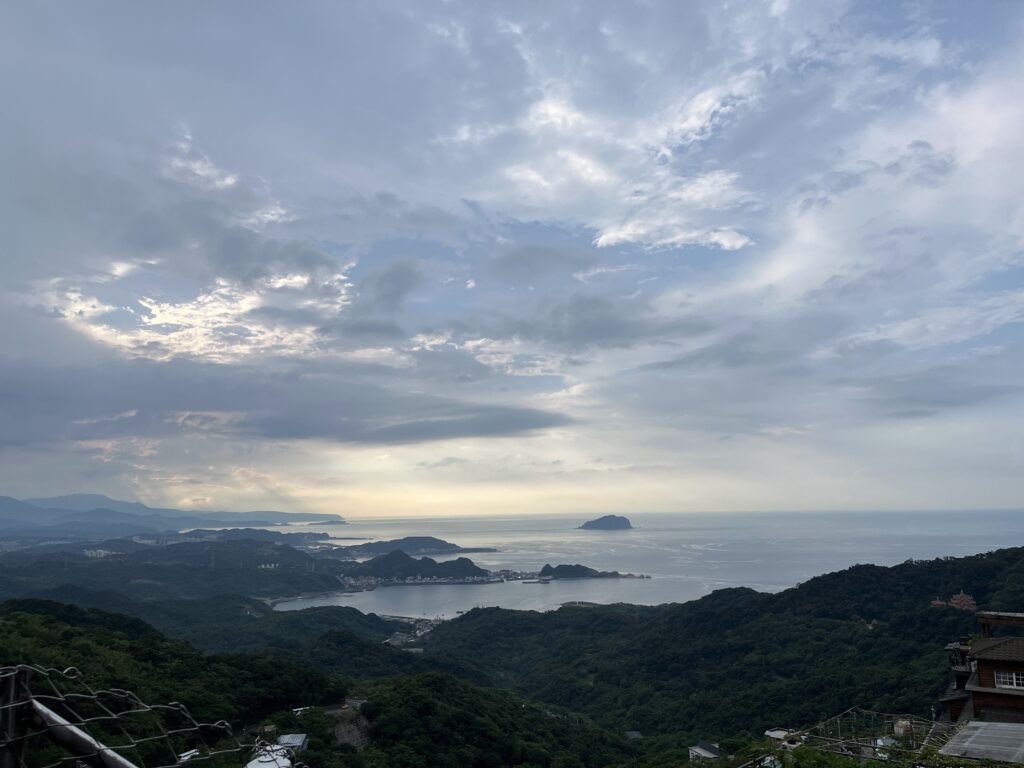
[337,568,535,593]
[336,565,651,593]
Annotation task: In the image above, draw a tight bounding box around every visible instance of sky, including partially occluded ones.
[1,1,1023,516]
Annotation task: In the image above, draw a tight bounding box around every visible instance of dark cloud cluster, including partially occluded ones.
[0,358,569,450]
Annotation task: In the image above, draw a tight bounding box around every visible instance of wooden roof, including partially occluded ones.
[970,636,1024,662]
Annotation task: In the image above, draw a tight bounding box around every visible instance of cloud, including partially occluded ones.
[0,358,570,449]
[828,291,1024,353]
[38,277,335,363]
[490,246,594,287]
[354,262,425,315]
[841,364,1022,418]
[1,1,1024,511]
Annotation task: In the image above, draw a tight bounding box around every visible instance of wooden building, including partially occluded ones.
[942,612,1024,723]
[966,635,1024,723]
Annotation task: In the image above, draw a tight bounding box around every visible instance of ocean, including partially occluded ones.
[273,510,1024,619]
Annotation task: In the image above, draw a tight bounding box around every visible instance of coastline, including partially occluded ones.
[266,571,655,614]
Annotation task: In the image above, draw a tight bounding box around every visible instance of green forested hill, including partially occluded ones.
[4,544,1024,766]
[0,600,636,768]
[423,548,1024,743]
[0,538,491,601]
[20,586,402,652]
[0,539,348,600]
[351,549,489,578]
[358,673,633,768]
[0,600,344,725]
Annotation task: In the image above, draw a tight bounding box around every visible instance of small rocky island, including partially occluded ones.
[539,563,648,579]
[579,514,632,530]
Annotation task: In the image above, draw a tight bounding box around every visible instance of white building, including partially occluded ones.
[245,746,292,768]
[276,734,309,752]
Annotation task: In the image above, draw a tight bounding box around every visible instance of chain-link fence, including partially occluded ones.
[0,666,303,768]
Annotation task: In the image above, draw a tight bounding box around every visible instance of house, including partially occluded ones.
[937,622,1024,765]
[940,639,973,721]
[688,741,722,760]
[964,635,1024,723]
[276,734,309,752]
[942,612,1024,724]
[624,730,643,740]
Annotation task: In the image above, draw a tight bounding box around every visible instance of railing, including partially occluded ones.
[799,706,943,760]
[0,665,301,768]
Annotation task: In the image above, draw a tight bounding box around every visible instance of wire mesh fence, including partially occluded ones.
[0,665,304,768]
[800,706,961,762]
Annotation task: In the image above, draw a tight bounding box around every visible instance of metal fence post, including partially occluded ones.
[0,668,27,768]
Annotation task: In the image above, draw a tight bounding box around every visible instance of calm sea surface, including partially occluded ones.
[273,511,1024,619]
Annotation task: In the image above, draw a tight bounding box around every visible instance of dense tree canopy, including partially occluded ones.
[4,544,1024,766]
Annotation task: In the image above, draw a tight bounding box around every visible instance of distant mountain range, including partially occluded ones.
[0,493,344,538]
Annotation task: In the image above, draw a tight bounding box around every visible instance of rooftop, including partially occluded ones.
[276,734,308,749]
[245,746,292,768]
[690,742,722,758]
[970,636,1024,662]
[940,722,1024,764]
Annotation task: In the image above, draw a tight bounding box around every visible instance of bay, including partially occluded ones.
[273,510,1024,619]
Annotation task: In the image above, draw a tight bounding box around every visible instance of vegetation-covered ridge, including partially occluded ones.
[0,538,350,600]
[0,600,637,768]
[0,537,617,603]
[5,541,1024,765]
[342,536,498,557]
[0,600,345,726]
[424,546,1024,744]
[351,549,490,579]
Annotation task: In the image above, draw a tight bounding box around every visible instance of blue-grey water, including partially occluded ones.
[273,511,1024,619]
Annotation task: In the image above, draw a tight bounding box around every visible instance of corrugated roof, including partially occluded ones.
[971,637,1024,662]
[245,747,292,768]
[691,741,722,757]
[940,722,1024,763]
